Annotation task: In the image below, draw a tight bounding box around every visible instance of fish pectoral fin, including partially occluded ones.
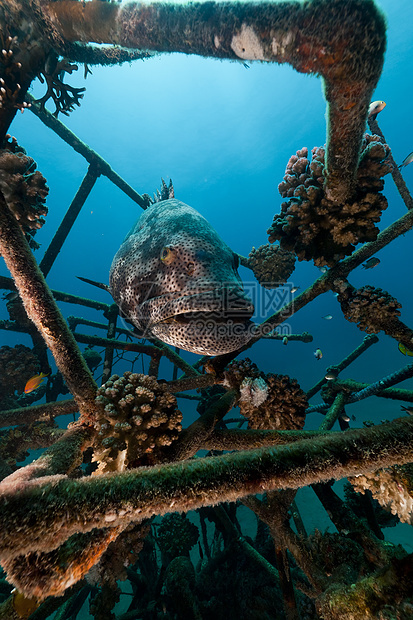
[76,276,111,293]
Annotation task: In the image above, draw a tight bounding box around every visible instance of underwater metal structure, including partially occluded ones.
[0,0,412,618]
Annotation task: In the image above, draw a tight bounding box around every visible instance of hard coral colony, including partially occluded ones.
[0,0,412,619]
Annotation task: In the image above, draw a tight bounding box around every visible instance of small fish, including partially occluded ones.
[290,286,300,294]
[24,372,48,394]
[398,151,413,170]
[340,414,350,423]
[333,292,339,298]
[368,100,386,118]
[319,266,328,274]
[282,336,288,345]
[242,62,250,69]
[398,342,413,357]
[401,405,413,416]
[325,370,338,381]
[322,314,333,320]
[314,348,323,360]
[2,291,19,302]
[362,257,380,270]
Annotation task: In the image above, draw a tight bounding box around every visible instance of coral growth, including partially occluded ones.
[93,372,182,472]
[35,52,85,117]
[308,529,368,583]
[82,346,103,373]
[0,344,40,402]
[141,177,174,207]
[0,35,31,114]
[0,135,48,248]
[222,358,307,430]
[241,373,307,430]
[157,513,199,564]
[349,464,413,525]
[88,522,150,587]
[221,358,262,390]
[248,243,296,289]
[267,135,392,266]
[338,285,402,334]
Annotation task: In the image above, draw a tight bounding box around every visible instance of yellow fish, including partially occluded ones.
[24,372,48,394]
[398,343,413,357]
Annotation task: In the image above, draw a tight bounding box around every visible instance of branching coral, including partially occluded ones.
[338,285,402,334]
[0,135,48,248]
[93,372,182,472]
[268,135,392,266]
[35,52,85,117]
[247,243,296,289]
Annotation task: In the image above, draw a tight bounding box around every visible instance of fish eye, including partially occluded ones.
[187,262,195,275]
[160,246,174,264]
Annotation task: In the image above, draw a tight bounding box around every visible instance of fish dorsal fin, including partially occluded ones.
[76,276,111,293]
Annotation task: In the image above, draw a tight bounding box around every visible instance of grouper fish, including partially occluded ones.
[109,199,255,356]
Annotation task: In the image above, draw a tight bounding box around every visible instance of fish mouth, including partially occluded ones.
[164,309,254,326]
[140,287,255,355]
[140,286,255,327]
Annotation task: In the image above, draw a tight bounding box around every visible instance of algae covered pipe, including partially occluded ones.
[42,0,386,204]
[0,190,98,421]
[0,415,412,560]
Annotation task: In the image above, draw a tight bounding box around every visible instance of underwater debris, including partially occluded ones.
[247,243,296,289]
[268,135,392,266]
[93,372,182,472]
[338,285,402,334]
[0,135,48,249]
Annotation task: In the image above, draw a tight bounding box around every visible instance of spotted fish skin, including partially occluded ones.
[109,199,255,355]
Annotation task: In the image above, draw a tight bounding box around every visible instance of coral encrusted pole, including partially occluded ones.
[43,0,386,204]
[0,190,97,420]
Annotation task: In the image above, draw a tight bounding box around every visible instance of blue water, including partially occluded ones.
[1,0,413,614]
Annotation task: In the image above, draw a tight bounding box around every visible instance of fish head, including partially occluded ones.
[110,199,255,355]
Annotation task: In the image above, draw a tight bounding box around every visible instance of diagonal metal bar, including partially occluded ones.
[26,94,147,209]
[0,190,98,420]
[39,164,100,277]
